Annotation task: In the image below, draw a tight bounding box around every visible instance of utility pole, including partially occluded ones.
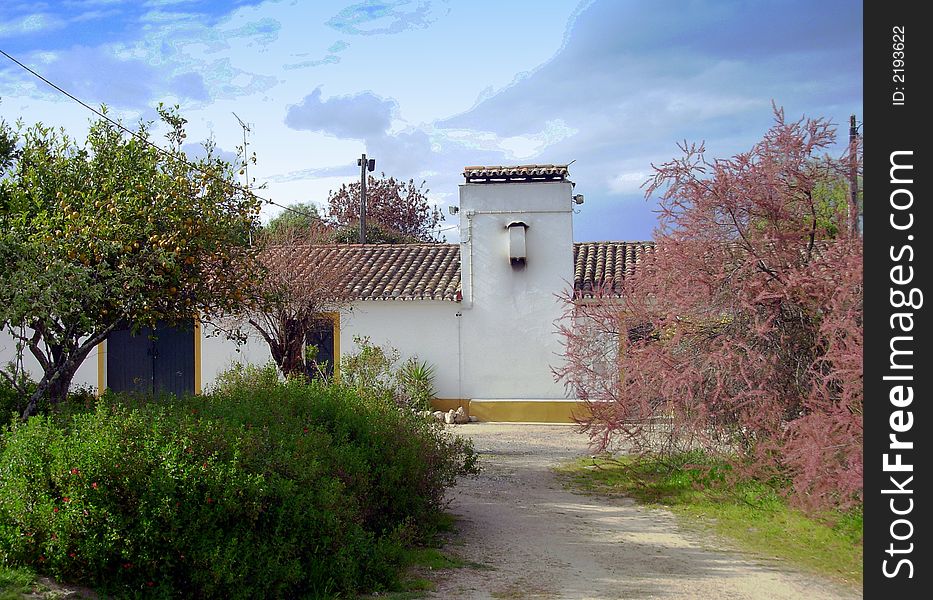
[848,115,860,237]
[357,153,375,243]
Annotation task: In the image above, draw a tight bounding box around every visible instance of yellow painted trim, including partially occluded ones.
[321,311,340,382]
[467,400,590,423]
[193,317,202,395]
[430,398,470,415]
[97,340,106,397]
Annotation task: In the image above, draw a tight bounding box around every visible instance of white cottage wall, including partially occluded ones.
[2,168,585,423]
[458,179,574,402]
[0,329,103,393]
[198,324,274,391]
[339,300,461,399]
[199,301,461,399]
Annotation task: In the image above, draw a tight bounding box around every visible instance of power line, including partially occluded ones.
[0,48,316,222]
[427,224,457,234]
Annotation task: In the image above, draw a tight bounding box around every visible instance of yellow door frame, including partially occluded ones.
[97,340,106,397]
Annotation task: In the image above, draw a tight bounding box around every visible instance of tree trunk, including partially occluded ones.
[21,364,78,420]
[249,317,309,380]
[20,341,98,420]
[278,318,307,379]
[280,334,306,379]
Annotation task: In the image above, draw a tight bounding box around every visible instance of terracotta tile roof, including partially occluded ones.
[573,241,656,298]
[264,244,462,301]
[264,240,657,302]
[463,164,570,182]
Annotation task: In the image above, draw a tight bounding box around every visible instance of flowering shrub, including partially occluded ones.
[0,380,476,597]
[557,109,862,513]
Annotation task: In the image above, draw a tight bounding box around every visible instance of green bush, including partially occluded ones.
[341,337,439,411]
[0,366,35,425]
[1,369,94,427]
[208,360,282,395]
[0,380,477,598]
[396,359,437,411]
[340,336,400,403]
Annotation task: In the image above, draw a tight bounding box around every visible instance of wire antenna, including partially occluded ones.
[232,112,251,190]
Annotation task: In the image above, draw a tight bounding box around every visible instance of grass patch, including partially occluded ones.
[406,547,466,570]
[360,547,461,599]
[0,564,37,600]
[556,453,862,587]
[372,514,494,599]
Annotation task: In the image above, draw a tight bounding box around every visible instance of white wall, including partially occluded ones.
[199,323,274,392]
[199,303,461,398]
[0,329,102,392]
[0,308,459,398]
[458,179,574,400]
[339,300,461,398]
[1,324,272,396]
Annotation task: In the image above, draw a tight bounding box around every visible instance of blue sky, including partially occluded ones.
[0,0,862,241]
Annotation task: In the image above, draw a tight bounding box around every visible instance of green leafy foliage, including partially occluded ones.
[340,336,400,402]
[341,337,439,411]
[396,359,437,412]
[0,370,35,426]
[0,563,37,599]
[208,361,282,395]
[262,202,324,242]
[0,370,97,429]
[0,379,477,598]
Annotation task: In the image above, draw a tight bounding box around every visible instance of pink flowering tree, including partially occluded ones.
[556,108,863,512]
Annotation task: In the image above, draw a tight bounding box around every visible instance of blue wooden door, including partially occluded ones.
[306,318,335,379]
[107,321,195,395]
[107,325,154,394]
[152,322,195,396]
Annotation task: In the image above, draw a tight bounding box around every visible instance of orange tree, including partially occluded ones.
[0,107,262,418]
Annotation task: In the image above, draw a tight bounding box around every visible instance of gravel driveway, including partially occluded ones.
[428,423,861,600]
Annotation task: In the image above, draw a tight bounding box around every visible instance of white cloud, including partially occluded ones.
[0,13,66,38]
[607,171,649,194]
[499,119,578,159]
[326,0,447,36]
[139,10,202,24]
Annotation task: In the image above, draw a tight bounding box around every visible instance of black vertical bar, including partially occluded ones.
[359,153,367,244]
[864,1,929,596]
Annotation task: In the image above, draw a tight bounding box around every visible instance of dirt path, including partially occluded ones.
[429,424,861,600]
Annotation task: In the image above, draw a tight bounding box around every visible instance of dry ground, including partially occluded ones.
[429,423,861,600]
